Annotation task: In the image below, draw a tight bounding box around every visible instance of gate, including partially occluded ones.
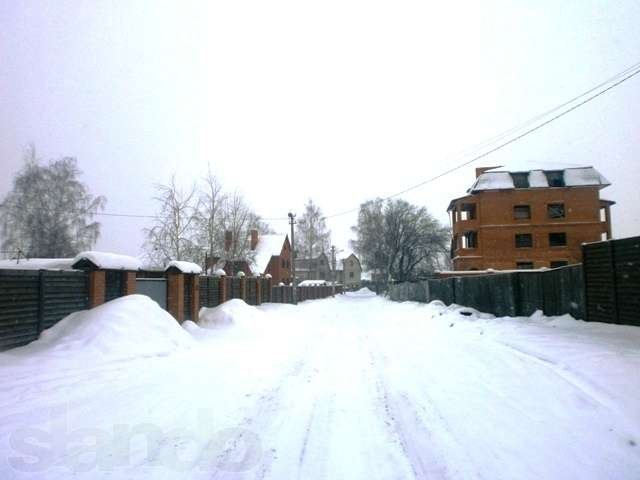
[136,278,167,309]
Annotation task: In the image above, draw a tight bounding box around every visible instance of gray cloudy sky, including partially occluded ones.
[1,0,639,258]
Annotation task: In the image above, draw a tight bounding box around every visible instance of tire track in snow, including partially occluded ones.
[369,348,482,480]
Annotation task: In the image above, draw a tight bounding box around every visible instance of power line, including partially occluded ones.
[322,61,640,220]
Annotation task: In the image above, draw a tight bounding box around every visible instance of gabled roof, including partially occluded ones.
[469,166,610,193]
[252,234,288,274]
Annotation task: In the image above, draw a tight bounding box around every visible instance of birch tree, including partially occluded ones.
[296,199,331,259]
[0,146,106,258]
[143,176,200,266]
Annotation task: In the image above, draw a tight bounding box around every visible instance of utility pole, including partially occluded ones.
[288,212,297,304]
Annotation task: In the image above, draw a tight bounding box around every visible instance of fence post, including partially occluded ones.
[219,276,227,304]
[191,275,200,321]
[240,276,247,302]
[88,270,106,308]
[268,278,273,302]
[167,270,184,322]
[37,270,45,335]
[123,271,137,295]
[256,279,262,305]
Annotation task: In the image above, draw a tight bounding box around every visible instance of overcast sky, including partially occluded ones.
[1,0,639,259]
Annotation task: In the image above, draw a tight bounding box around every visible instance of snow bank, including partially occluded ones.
[199,299,264,328]
[345,287,376,297]
[73,251,142,270]
[3,295,193,366]
[165,260,202,274]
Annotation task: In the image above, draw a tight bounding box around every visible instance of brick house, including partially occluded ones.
[250,232,292,284]
[448,166,614,270]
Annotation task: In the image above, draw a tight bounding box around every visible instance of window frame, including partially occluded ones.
[515,233,533,248]
[548,232,567,247]
[513,204,531,220]
[547,202,565,219]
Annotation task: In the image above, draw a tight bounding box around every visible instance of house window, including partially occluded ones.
[281,259,285,268]
[547,203,565,219]
[545,170,565,187]
[549,232,567,247]
[511,172,529,188]
[349,271,354,278]
[349,260,354,267]
[513,205,531,220]
[550,260,568,268]
[515,233,533,248]
[516,262,534,270]
[460,203,477,220]
[462,231,478,249]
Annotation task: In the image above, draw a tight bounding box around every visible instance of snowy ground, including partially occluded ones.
[1,292,639,479]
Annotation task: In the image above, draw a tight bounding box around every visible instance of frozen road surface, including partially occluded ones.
[1,291,639,479]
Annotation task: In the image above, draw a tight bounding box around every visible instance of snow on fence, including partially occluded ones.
[389,236,640,327]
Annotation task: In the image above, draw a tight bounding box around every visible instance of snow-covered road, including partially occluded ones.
[1,292,639,479]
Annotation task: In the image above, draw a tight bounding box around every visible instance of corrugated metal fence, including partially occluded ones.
[583,236,640,326]
[0,269,88,350]
[388,236,639,326]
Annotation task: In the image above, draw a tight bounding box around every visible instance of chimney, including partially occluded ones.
[224,231,232,252]
[250,229,259,251]
[475,166,501,178]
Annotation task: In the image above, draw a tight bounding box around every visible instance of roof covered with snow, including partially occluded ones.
[252,234,287,274]
[0,258,76,271]
[298,279,328,286]
[72,251,142,271]
[469,166,610,193]
[165,260,202,274]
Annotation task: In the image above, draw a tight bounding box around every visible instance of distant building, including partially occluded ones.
[216,230,292,284]
[336,253,362,288]
[447,166,614,270]
[295,252,331,283]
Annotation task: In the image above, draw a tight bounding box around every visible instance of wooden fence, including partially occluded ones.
[388,236,639,326]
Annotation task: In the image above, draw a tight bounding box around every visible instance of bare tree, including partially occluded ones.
[352,198,450,283]
[296,199,331,259]
[0,145,106,258]
[143,176,200,266]
[195,165,226,264]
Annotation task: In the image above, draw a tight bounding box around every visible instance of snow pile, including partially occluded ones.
[199,299,265,328]
[440,303,495,320]
[0,258,75,270]
[165,260,202,274]
[3,295,193,367]
[73,251,142,270]
[345,287,376,297]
